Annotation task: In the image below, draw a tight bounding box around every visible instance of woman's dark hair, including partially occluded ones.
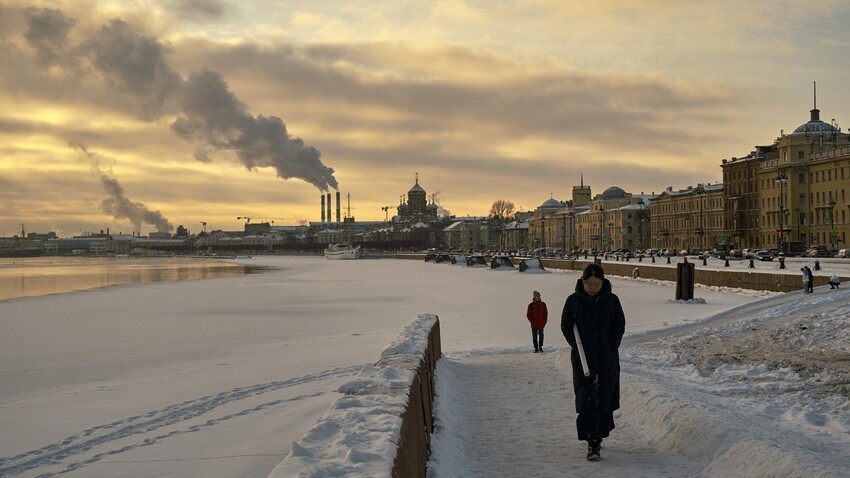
[582,263,605,280]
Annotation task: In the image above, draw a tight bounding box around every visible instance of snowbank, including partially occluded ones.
[269,314,440,478]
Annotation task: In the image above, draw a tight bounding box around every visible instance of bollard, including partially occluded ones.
[724,258,730,267]
[638,255,643,262]
[651,255,655,263]
[779,257,785,269]
[626,255,630,262]
[814,260,821,271]
[702,257,707,266]
[585,252,588,259]
[749,258,755,269]
[667,256,671,264]
[675,261,695,300]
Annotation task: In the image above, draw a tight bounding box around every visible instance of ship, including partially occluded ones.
[324,243,360,260]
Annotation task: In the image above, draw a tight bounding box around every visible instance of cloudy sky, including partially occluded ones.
[2,0,849,236]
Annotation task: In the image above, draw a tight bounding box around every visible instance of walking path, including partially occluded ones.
[426,288,850,477]
[427,352,702,477]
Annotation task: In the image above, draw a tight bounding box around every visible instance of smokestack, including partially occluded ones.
[336,191,341,223]
[326,193,331,224]
[321,195,326,223]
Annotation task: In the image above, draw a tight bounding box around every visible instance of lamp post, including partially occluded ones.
[829,198,837,250]
[696,184,706,252]
[775,172,788,253]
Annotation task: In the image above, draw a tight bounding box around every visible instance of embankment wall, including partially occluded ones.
[387,253,843,293]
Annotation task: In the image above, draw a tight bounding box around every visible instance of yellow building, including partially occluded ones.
[650,183,724,253]
[573,186,652,253]
[757,95,850,253]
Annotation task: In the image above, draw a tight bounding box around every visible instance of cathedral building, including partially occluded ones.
[396,174,439,224]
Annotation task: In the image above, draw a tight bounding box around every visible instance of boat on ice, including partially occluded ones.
[324,243,360,260]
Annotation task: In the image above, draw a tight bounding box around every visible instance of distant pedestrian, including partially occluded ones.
[561,264,626,461]
[804,266,814,293]
[527,290,548,353]
[801,267,810,293]
[829,274,840,289]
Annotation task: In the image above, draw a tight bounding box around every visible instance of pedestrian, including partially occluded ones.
[829,274,840,289]
[801,267,810,293]
[804,266,814,293]
[527,290,548,353]
[561,264,626,461]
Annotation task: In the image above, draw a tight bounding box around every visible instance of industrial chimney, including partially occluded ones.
[326,193,332,225]
[321,195,326,223]
[336,191,341,224]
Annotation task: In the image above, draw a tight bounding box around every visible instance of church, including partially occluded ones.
[396,174,439,225]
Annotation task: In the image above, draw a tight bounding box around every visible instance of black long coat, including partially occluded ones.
[561,278,626,439]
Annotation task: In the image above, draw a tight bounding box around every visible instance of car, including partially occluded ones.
[837,248,849,258]
[754,250,774,261]
[806,246,832,258]
[728,249,743,258]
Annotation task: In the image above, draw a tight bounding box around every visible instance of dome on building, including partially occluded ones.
[792,119,839,135]
[428,202,438,210]
[601,186,626,199]
[539,198,562,209]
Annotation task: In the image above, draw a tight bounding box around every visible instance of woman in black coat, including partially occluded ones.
[561,263,626,460]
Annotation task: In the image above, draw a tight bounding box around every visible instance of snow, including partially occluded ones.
[1,256,848,477]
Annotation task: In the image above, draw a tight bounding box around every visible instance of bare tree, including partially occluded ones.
[489,199,515,219]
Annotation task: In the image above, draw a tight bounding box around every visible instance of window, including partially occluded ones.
[799,173,805,183]
[798,151,804,160]
[800,193,806,205]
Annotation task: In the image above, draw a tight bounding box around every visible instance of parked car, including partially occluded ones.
[806,246,832,258]
[754,250,774,261]
[728,249,743,258]
[837,248,849,258]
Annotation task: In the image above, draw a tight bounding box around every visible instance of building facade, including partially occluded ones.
[650,183,724,253]
[721,146,770,250]
[756,101,850,253]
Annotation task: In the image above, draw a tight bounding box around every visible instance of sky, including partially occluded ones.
[2,0,850,237]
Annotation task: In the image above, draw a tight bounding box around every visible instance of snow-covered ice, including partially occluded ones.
[0,256,847,477]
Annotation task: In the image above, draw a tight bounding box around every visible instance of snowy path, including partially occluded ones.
[427,288,850,478]
[427,351,702,477]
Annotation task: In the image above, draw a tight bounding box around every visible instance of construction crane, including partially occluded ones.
[381,206,391,222]
[200,221,207,233]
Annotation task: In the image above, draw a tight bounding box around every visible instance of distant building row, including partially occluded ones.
[513,99,850,254]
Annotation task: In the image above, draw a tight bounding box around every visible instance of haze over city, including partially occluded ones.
[2,0,849,237]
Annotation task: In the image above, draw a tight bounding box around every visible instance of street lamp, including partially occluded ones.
[775,173,788,253]
[696,184,706,251]
[829,198,837,250]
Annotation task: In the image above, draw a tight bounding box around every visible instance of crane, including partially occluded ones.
[381,206,391,222]
[200,221,207,233]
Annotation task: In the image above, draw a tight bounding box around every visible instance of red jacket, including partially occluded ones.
[527,300,548,329]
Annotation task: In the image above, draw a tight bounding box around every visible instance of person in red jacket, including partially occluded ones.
[527,290,548,353]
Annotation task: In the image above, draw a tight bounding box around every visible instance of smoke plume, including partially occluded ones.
[70,140,174,233]
[25,8,338,192]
